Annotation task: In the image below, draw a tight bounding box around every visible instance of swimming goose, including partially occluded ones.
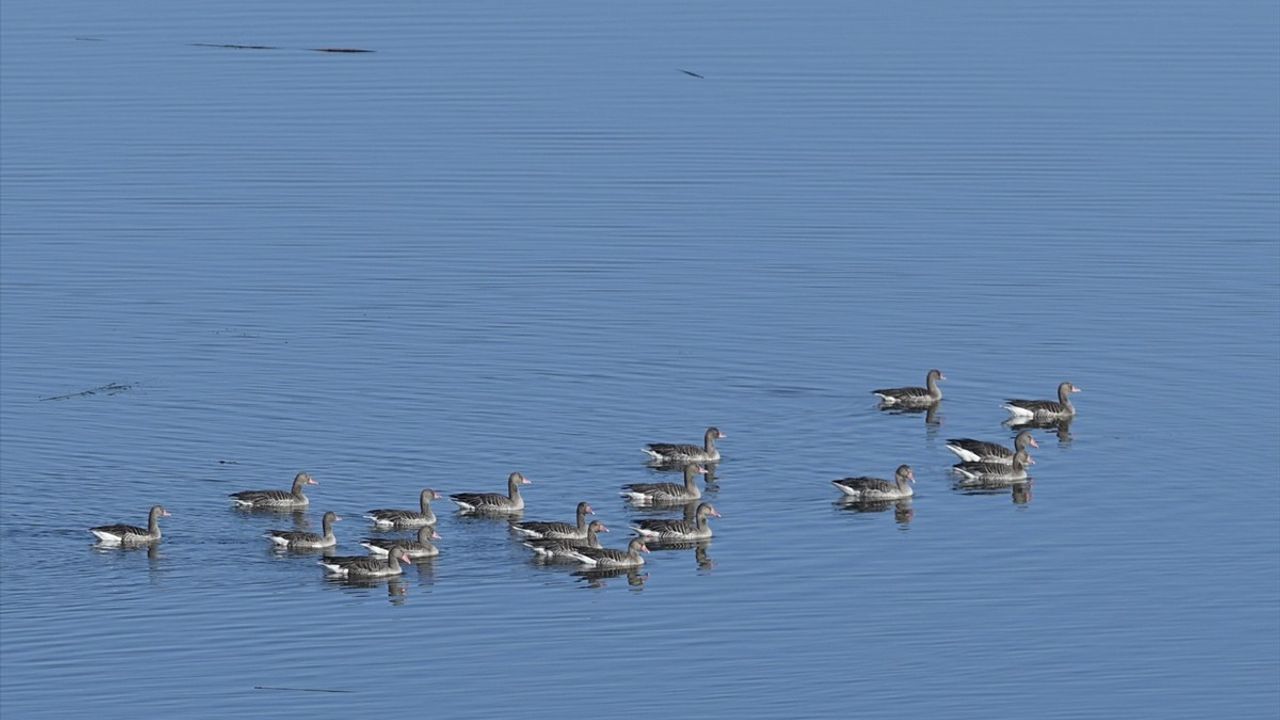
[873,370,944,407]
[266,511,340,550]
[946,430,1039,464]
[450,472,531,514]
[524,521,608,561]
[318,547,411,579]
[621,464,707,505]
[832,465,915,501]
[511,501,593,539]
[953,448,1034,482]
[365,489,442,528]
[229,472,316,509]
[643,427,725,464]
[361,526,440,559]
[631,503,720,542]
[90,505,169,546]
[566,538,650,568]
[1003,382,1080,421]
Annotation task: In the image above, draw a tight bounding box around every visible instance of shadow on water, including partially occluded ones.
[643,539,717,571]
[835,498,915,528]
[321,575,409,605]
[876,402,942,438]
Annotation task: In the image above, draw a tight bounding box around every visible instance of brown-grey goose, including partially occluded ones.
[450,472,531,514]
[832,465,915,501]
[511,501,594,539]
[318,546,411,579]
[524,521,609,561]
[229,472,316,509]
[946,430,1039,464]
[1003,382,1080,421]
[631,503,720,542]
[566,538,650,568]
[621,464,707,505]
[953,448,1034,482]
[643,427,725,464]
[873,369,944,407]
[365,489,441,528]
[361,526,440,559]
[266,511,340,549]
[90,505,169,546]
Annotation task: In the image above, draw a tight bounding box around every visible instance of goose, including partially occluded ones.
[946,430,1039,464]
[873,369,944,407]
[524,521,609,561]
[361,526,440,559]
[90,505,169,546]
[631,503,720,542]
[621,464,707,505]
[643,427,725,464]
[511,501,593,539]
[1003,382,1080,421]
[318,546,411,579]
[229,472,316,509]
[566,538,650,568]
[832,465,915,501]
[265,511,340,550]
[450,472,531,514]
[953,448,1034,482]
[365,489,441,528]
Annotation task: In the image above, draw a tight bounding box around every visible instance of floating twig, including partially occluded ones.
[253,686,354,694]
[678,68,705,79]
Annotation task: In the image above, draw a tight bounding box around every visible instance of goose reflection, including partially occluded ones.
[574,567,647,590]
[636,539,716,570]
[836,498,914,527]
[876,401,941,428]
[1004,417,1072,446]
[323,574,409,604]
[953,478,1034,506]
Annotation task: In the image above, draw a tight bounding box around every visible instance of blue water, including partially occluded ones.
[2,1,1277,718]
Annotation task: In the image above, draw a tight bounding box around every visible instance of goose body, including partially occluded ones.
[361,526,440,559]
[319,547,410,579]
[832,465,915,501]
[1003,382,1080,421]
[873,370,944,407]
[621,464,707,505]
[946,430,1039,464]
[566,538,650,568]
[511,502,593,539]
[524,521,608,561]
[953,449,1034,482]
[631,503,720,542]
[643,427,724,464]
[230,472,316,509]
[450,473,531,514]
[266,511,340,550]
[90,505,169,546]
[365,489,441,528]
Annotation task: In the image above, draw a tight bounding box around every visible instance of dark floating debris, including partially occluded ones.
[678,68,705,79]
[308,48,375,53]
[218,460,240,465]
[253,686,354,694]
[191,43,280,50]
[40,382,134,401]
[72,37,106,42]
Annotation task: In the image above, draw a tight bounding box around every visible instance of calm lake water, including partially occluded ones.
[2,1,1277,718]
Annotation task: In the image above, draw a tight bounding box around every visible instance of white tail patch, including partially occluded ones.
[450,500,476,512]
[267,534,292,547]
[91,530,123,545]
[946,445,982,462]
[318,562,348,576]
[1002,403,1034,419]
[831,482,860,497]
[510,526,541,538]
[631,525,660,538]
[361,543,390,556]
[874,393,898,404]
[642,448,665,460]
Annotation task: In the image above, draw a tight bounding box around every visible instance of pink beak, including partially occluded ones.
[600,524,610,533]
[161,510,172,517]
[432,530,441,540]
[1030,437,1040,448]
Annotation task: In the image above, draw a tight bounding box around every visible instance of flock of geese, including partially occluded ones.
[88,372,1080,583]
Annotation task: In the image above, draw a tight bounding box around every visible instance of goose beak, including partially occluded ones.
[307,478,318,485]
[600,524,610,533]
[1029,437,1040,448]
[432,491,444,500]
[161,510,172,517]
[432,530,441,540]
